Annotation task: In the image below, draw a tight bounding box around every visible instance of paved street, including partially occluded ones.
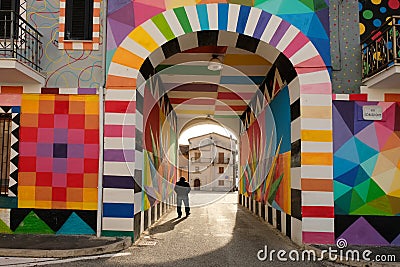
[1,192,333,266]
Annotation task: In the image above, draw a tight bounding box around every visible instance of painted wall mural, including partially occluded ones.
[107,0,330,70]
[27,0,104,88]
[18,94,99,210]
[240,86,291,215]
[330,0,361,94]
[0,208,96,235]
[143,80,177,211]
[359,0,400,42]
[333,100,400,245]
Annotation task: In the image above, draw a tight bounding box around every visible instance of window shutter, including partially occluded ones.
[65,0,93,40]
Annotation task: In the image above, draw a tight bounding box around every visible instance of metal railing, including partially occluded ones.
[216,158,230,164]
[191,157,213,163]
[362,16,400,79]
[0,10,42,72]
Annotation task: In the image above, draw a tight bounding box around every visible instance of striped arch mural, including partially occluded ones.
[104,3,334,244]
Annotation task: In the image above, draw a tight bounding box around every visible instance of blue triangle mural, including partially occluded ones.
[56,212,95,235]
[335,137,360,164]
[334,180,352,200]
[355,137,378,163]
[334,166,359,187]
[334,156,359,178]
[360,154,379,177]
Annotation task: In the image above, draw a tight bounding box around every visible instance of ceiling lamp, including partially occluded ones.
[208,55,223,71]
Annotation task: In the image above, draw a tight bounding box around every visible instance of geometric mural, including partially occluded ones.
[107,0,331,68]
[359,0,400,42]
[18,94,99,210]
[240,86,291,214]
[334,100,400,246]
[143,77,177,211]
[0,209,96,235]
[0,106,20,197]
[336,215,400,245]
[333,101,400,216]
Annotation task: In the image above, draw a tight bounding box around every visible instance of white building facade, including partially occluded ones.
[188,133,237,192]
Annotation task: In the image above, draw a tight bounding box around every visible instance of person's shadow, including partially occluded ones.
[149,217,187,235]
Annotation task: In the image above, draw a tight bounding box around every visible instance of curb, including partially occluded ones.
[0,237,132,258]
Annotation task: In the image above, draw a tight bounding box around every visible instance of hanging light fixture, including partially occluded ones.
[207,54,223,71]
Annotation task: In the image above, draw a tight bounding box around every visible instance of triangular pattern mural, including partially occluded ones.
[0,219,12,234]
[333,102,400,216]
[0,106,20,197]
[56,212,96,235]
[9,209,96,235]
[335,215,400,245]
[14,211,55,234]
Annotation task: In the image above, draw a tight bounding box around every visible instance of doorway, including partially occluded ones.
[194,179,200,190]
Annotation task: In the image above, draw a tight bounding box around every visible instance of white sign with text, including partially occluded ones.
[362,105,382,120]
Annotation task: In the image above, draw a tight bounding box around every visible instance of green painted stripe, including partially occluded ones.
[174,7,192,34]
[102,230,134,239]
[0,196,17,208]
[156,65,221,75]
[151,14,175,41]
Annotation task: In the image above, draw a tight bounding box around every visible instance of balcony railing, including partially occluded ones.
[191,157,213,163]
[216,158,230,164]
[362,16,400,79]
[0,10,42,72]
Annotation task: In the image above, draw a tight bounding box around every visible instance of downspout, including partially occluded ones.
[96,0,107,237]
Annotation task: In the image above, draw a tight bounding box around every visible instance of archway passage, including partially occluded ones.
[103,3,334,245]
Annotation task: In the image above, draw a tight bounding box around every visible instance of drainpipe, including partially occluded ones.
[97,0,108,237]
[97,85,104,237]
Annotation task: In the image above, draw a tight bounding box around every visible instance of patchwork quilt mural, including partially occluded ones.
[333,100,400,245]
[240,87,291,215]
[0,93,99,235]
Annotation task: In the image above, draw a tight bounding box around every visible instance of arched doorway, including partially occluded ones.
[194,179,201,190]
[104,3,333,245]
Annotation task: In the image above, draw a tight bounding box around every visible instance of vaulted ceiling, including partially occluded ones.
[156,46,272,118]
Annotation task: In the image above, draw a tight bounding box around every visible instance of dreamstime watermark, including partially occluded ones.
[257,238,396,262]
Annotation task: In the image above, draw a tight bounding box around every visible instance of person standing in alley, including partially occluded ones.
[174,177,191,218]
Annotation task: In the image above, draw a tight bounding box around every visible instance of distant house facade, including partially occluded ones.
[188,133,237,192]
[178,145,189,182]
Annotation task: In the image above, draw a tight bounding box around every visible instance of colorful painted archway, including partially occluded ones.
[104,3,333,244]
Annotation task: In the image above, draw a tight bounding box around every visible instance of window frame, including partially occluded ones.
[64,0,93,41]
[58,0,100,50]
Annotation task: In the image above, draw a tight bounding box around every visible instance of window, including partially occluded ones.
[194,152,200,160]
[218,180,224,186]
[219,167,224,173]
[65,0,93,40]
[0,113,11,195]
[218,152,224,163]
[0,0,20,39]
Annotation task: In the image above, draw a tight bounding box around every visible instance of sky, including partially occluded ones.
[178,124,237,145]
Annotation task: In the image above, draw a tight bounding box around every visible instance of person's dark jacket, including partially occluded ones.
[174,180,191,198]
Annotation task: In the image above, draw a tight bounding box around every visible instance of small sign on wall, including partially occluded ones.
[362,105,382,120]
